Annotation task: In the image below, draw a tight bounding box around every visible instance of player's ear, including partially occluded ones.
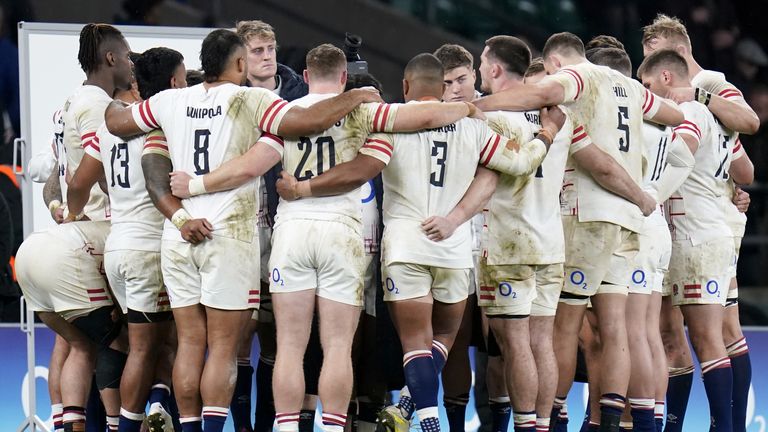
[402,79,410,98]
[340,70,348,87]
[662,69,672,84]
[105,51,116,67]
[674,44,688,57]
[303,69,309,84]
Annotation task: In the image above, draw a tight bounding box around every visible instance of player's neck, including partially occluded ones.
[492,77,523,94]
[249,74,277,91]
[685,57,704,80]
[558,55,585,68]
[84,73,115,97]
[308,81,343,95]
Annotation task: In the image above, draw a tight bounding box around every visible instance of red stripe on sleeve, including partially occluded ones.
[365,138,393,151]
[718,88,742,98]
[81,132,96,140]
[571,131,588,143]
[372,104,384,132]
[479,136,493,161]
[145,100,159,128]
[265,101,288,134]
[643,91,656,114]
[562,69,582,99]
[572,125,584,135]
[138,102,152,130]
[482,135,501,165]
[377,104,392,132]
[259,100,282,131]
[363,143,392,158]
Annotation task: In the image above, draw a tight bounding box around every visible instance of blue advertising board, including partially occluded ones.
[2,324,766,431]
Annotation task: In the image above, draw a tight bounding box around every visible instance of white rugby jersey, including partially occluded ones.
[724,139,748,237]
[361,109,546,269]
[86,124,164,252]
[666,102,732,244]
[545,62,662,232]
[270,93,398,226]
[134,83,288,243]
[691,69,748,238]
[641,121,675,229]
[361,179,380,255]
[482,110,570,265]
[60,85,111,220]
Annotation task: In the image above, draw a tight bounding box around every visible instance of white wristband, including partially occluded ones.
[188,176,207,196]
[48,200,61,214]
[171,208,192,229]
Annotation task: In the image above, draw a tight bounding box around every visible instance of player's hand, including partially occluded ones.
[666,87,695,104]
[733,187,750,213]
[170,171,193,199]
[180,218,213,245]
[422,216,458,242]
[466,102,486,120]
[639,192,657,217]
[541,106,566,136]
[276,170,301,201]
[352,87,384,104]
[52,207,64,224]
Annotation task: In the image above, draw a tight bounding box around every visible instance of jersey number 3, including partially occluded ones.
[430,140,447,187]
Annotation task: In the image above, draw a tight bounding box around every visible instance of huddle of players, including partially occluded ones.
[12,12,758,432]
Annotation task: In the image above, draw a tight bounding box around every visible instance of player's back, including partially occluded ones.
[90,124,164,252]
[667,102,731,244]
[483,110,569,265]
[145,83,281,243]
[276,94,395,225]
[558,63,650,232]
[60,84,112,220]
[381,116,490,268]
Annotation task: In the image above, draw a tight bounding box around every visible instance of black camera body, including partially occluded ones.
[344,32,368,75]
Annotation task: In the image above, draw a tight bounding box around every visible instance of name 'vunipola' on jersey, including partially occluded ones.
[85,124,165,253]
[361,105,546,269]
[267,93,399,226]
[132,83,290,243]
[546,62,661,233]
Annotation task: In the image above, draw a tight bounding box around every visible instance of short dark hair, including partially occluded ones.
[525,57,546,78]
[586,47,632,77]
[637,49,689,79]
[542,32,585,59]
[200,29,244,83]
[78,23,125,74]
[404,53,445,87]
[306,43,346,80]
[186,69,204,86]
[433,44,474,71]
[484,35,531,77]
[585,35,625,51]
[134,47,185,99]
[345,73,383,93]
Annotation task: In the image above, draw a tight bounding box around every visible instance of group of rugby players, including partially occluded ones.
[13,11,758,432]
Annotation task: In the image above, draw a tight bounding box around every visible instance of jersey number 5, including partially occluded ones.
[430,140,447,187]
[617,106,630,152]
[109,142,130,188]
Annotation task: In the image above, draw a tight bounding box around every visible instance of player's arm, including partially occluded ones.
[423,167,498,241]
[572,142,656,216]
[141,131,212,244]
[390,101,475,131]
[640,86,684,127]
[43,164,63,224]
[729,140,754,185]
[473,79,565,112]
[483,106,565,176]
[104,99,143,137]
[277,134,392,200]
[648,132,696,203]
[170,134,283,199]
[668,86,759,134]
[64,154,105,222]
[276,88,383,137]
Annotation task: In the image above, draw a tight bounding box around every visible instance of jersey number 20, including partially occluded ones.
[294,136,336,181]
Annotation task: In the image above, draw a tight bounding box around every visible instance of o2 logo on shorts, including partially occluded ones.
[271,268,284,286]
[706,280,720,297]
[385,277,399,294]
[570,270,587,290]
[498,282,517,298]
[632,270,647,288]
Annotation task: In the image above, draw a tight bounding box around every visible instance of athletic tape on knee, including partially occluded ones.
[95,347,127,390]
